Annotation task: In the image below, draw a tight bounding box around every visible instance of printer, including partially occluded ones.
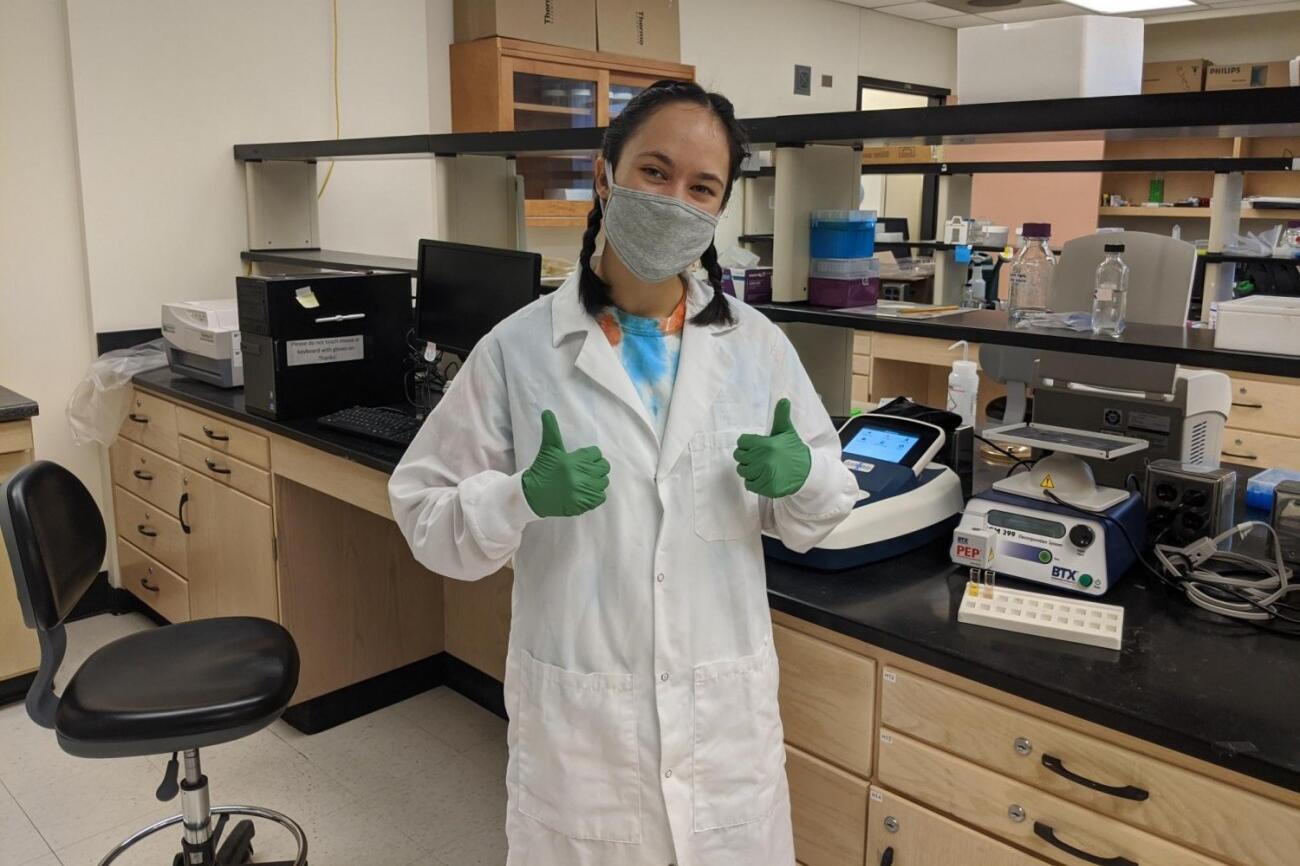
[161,299,243,388]
[236,270,410,420]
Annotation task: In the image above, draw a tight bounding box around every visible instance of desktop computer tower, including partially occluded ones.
[237,270,410,420]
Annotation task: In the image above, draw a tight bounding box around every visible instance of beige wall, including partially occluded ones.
[1144,11,1300,65]
[0,0,105,511]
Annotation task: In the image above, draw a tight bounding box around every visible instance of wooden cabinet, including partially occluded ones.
[179,437,272,503]
[176,405,269,468]
[183,469,277,622]
[110,439,185,514]
[0,419,38,681]
[787,744,869,866]
[118,389,179,459]
[866,787,1049,866]
[117,538,190,625]
[450,37,694,227]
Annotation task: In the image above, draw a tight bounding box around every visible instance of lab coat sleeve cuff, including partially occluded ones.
[783,447,857,522]
[461,470,539,559]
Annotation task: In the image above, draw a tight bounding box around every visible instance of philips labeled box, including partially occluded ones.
[236,271,410,420]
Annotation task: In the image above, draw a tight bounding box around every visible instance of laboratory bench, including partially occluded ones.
[104,367,1300,866]
[0,387,39,695]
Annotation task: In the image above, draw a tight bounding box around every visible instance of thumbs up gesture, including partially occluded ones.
[522,410,611,518]
[733,399,812,499]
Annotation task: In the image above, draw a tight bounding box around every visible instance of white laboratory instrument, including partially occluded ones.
[765,413,964,569]
[161,299,243,388]
[950,424,1148,597]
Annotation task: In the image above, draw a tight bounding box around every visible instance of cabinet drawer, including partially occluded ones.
[787,745,869,866]
[870,333,980,368]
[879,668,1299,866]
[852,354,871,377]
[851,375,872,408]
[878,732,1228,866]
[176,406,269,469]
[117,539,189,623]
[1221,427,1300,471]
[867,787,1049,866]
[180,438,272,503]
[113,486,188,576]
[774,623,875,777]
[1226,375,1300,437]
[853,331,872,357]
[119,391,179,459]
[110,440,184,514]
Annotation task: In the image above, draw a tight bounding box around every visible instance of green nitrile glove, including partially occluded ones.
[522,410,611,518]
[733,398,812,499]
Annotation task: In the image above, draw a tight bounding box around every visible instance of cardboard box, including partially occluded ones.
[1142,59,1210,94]
[454,0,597,51]
[860,145,940,165]
[1206,61,1292,91]
[596,0,680,62]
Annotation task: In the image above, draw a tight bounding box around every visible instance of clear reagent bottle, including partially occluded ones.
[1091,242,1129,337]
[1007,222,1055,324]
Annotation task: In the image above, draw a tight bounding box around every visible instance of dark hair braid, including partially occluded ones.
[578,79,748,327]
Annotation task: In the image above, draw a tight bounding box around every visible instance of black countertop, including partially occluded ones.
[757,304,1300,379]
[0,386,38,423]
[133,367,1300,793]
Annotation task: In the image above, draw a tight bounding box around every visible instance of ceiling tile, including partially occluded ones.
[886,1,969,19]
[981,4,1085,20]
[930,13,1000,25]
[931,0,1056,13]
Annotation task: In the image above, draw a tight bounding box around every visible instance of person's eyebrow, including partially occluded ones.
[639,150,724,187]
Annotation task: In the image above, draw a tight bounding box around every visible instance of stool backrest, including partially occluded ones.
[0,461,105,727]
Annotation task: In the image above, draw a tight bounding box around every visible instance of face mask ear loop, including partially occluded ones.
[599,160,614,218]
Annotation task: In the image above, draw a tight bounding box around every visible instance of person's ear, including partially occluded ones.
[594,155,611,204]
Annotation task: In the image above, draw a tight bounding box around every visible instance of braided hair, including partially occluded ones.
[578,80,748,326]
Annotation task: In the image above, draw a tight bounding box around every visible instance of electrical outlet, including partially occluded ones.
[794,65,811,96]
[821,74,833,88]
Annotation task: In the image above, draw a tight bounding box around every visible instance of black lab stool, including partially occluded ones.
[1,461,308,866]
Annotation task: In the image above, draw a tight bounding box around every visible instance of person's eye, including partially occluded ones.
[642,166,666,180]
[692,185,717,197]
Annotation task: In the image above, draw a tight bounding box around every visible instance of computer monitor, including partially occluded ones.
[415,239,542,355]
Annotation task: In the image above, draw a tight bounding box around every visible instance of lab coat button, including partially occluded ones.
[664,769,673,779]
[660,672,670,682]
[656,573,665,583]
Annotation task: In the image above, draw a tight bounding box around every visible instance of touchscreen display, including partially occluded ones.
[844,426,920,464]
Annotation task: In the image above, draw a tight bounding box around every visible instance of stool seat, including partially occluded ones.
[56,617,299,759]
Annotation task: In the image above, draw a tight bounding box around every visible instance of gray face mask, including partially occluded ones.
[599,162,720,283]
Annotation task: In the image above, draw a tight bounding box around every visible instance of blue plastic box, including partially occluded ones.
[1246,468,1300,512]
[810,210,876,259]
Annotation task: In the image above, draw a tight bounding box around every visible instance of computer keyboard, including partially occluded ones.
[317,405,425,448]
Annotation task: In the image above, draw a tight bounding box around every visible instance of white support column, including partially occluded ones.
[933,173,973,305]
[244,161,320,251]
[772,144,862,302]
[431,154,526,250]
[1204,171,1245,321]
[781,322,854,417]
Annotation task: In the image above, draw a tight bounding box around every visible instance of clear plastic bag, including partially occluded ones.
[66,340,168,446]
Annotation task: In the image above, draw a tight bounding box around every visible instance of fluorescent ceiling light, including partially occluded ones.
[1063,0,1196,12]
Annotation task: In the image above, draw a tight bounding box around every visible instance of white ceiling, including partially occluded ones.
[838,0,1300,28]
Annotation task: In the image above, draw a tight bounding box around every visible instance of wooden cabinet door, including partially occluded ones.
[183,470,278,622]
[867,787,1049,866]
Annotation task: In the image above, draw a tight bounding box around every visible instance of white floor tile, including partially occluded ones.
[53,614,155,692]
[0,703,99,799]
[16,856,58,866]
[394,688,506,755]
[355,754,506,852]
[0,784,53,866]
[53,811,188,866]
[16,757,160,852]
[254,795,426,866]
[427,821,508,866]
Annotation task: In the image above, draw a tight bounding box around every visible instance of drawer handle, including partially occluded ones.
[179,492,191,535]
[140,577,160,593]
[136,524,158,538]
[132,469,154,481]
[1033,821,1137,866]
[202,425,230,442]
[1231,400,1264,409]
[879,847,894,866]
[1042,754,1149,801]
[128,413,150,424]
[1221,449,1258,462]
[204,458,232,475]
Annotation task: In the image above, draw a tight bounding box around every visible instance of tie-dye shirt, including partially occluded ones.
[597,295,686,439]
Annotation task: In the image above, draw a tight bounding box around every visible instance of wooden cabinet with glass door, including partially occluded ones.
[450,37,694,227]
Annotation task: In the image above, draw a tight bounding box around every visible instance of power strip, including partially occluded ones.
[958,580,1124,651]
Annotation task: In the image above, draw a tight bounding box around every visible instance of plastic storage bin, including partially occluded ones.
[721,267,772,304]
[808,258,880,308]
[810,210,876,259]
[1246,468,1300,512]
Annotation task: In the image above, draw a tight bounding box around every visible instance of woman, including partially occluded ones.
[390,80,857,866]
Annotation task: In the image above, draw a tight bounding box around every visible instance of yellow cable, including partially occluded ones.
[317,0,340,199]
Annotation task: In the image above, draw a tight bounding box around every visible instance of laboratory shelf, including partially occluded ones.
[1100,206,1300,220]
[755,303,1300,379]
[863,157,1298,176]
[1203,251,1300,265]
[235,90,1300,162]
[240,249,417,275]
[738,233,774,243]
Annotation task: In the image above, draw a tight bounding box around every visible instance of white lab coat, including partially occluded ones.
[389,272,857,866]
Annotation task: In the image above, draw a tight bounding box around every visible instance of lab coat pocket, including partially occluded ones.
[690,431,760,542]
[516,650,642,843]
[692,640,784,831]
